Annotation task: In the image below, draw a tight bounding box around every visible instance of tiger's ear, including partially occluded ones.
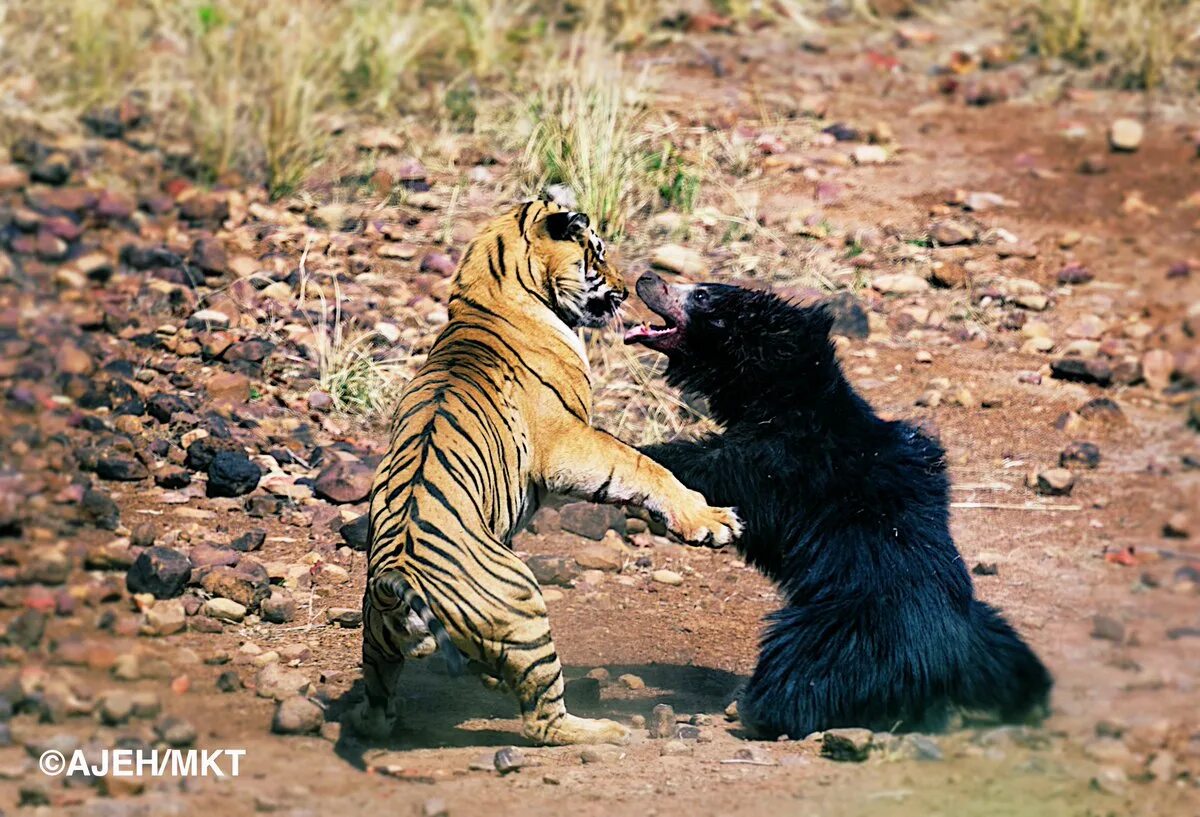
[544,211,590,242]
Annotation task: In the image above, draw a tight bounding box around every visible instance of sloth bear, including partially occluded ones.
[625,272,1052,739]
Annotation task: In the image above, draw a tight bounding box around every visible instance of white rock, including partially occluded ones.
[873,273,929,295]
[651,244,707,277]
[1108,118,1144,152]
[202,598,246,623]
[651,569,684,586]
[852,145,889,164]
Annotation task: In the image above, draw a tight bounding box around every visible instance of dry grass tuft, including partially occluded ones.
[1022,0,1200,88]
[297,242,412,420]
[516,26,656,237]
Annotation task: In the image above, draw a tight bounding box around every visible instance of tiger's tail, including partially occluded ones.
[372,570,467,676]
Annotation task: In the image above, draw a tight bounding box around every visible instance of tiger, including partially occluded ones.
[355,200,742,746]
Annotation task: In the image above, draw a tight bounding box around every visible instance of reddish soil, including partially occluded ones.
[1,12,1198,817]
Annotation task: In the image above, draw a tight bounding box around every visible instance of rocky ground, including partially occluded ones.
[1,10,1199,817]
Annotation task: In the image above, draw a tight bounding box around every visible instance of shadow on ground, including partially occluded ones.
[331,660,745,767]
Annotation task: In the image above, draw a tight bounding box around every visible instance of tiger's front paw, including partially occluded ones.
[667,492,742,547]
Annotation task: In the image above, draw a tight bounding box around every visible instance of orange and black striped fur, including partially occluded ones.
[357,201,741,746]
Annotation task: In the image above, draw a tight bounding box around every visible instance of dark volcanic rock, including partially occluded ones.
[1060,441,1101,469]
[230,529,267,552]
[95,453,149,482]
[120,244,184,271]
[206,451,261,498]
[145,393,194,423]
[338,515,370,551]
[126,547,192,599]
[185,436,241,471]
[1050,357,1112,386]
[81,489,120,530]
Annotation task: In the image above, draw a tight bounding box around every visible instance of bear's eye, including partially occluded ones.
[693,289,709,305]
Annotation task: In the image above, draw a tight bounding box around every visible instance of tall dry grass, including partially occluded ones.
[1,0,714,199]
[1021,0,1200,88]
[517,29,656,237]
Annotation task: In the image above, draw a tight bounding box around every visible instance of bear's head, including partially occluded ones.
[624,272,840,423]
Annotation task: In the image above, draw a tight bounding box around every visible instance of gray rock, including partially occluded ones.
[1035,468,1075,496]
[422,798,449,817]
[898,734,943,761]
[326,608,362,628]
[559,502,626,540]
[271,697,323,735]
[493,746,526,774]
[154,716,197,747]
[824,292,869,339]
[660,739,693,756]
[255,664,311,701]
[1060,441,1101,469]
[1091,614,1125,643]
[201,597,246,623]
[141,599,186,636]
[580,745,625,764]
[525,555,579,587]
[261,591,297,624]
[649,703,675,739]
[1108,118,1143,152]
[527,507,560,534]
[4,609,45,649]
[98,691,135,725]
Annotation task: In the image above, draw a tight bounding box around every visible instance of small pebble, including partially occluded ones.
[493,746,526,774]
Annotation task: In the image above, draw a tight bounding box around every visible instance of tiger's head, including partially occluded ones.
[454,201,626,329]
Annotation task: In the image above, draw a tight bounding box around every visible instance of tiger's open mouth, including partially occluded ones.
[623,272,688,351]
[579,288,626,328]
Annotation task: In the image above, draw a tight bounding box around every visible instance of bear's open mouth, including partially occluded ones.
[623,317,677,345]
[624,272,689,348]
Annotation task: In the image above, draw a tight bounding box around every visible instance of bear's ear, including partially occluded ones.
[544,211,590,242]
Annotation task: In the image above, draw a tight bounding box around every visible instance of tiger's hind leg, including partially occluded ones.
[500,615,628,746]
[452,558,628,746]
[348,600,405,740]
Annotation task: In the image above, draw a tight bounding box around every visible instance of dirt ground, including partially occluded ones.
[1,9,1198,817]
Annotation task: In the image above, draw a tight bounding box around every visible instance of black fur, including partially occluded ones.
[637,280,1052,738]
